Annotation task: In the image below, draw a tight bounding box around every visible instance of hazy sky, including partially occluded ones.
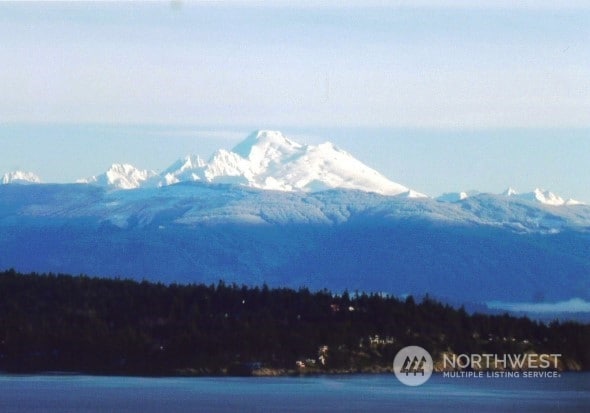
[0,1,588,200]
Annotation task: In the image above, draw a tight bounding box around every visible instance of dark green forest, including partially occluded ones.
[0,270,588,376]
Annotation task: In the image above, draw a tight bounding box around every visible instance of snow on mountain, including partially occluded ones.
[502,187,584,206]
[1,171,41,185]
[438,187,584,206]
[77,130,419,196]
[159,155,205,186]
[436,191,480,203]
[160,130,423,196]
[68,131,585,204]
[502,187,519,197]
[437,192,468,203]
[526,189,566,206]
[2,134,589,308]
[203,149,252,186]
[78,163,157,190]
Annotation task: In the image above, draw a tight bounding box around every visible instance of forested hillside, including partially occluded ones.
[0,270,588,375]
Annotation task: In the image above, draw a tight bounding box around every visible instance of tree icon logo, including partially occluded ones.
[393,345,433,386]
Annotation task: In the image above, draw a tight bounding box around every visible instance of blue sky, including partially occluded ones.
[0,2,588,200]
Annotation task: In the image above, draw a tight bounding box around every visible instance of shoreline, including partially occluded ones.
[1,367,587,379]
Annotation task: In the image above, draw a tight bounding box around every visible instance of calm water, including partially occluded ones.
[0,373,588,412]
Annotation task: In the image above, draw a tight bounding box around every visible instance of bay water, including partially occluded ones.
[0,373,588,412]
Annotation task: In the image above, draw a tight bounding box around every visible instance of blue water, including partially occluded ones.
[0,373,588,412]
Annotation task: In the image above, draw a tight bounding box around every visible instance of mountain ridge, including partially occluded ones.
[1,170,41,185]
[1,130,584,205]
[1,178,589,308]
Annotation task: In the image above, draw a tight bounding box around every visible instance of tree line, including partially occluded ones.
[0,269,588,375]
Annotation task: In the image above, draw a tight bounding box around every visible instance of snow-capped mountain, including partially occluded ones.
[503,187,583,206]
[156,130,422,196]
[3,131,585,206]
[160,155,206,186]
[1,182,589,307]
[436,191,479,203]
[78,163,157,190]
[219,130,419,196]
[1,171,41,185]
[2,131,589,314]
[437,187,584,206]
[73,130,422,196]
[502,187,519,197]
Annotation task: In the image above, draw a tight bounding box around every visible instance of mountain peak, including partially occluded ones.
[232,131,420,195]
[231,130,301,161]
[437,191,469,203]
[528,188,565,206]
[163,155,204,175]
[435,187,585,206]
[70,131,425,196]
[502,187,519,197]
[1,170,41,185]
[498,187,584,206]
[79,163,157,190]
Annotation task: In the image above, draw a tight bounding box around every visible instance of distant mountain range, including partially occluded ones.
[1,131,589,315]
[3,130,582,206]
[75,130,422,196]
[1,170,41,185]
[437,188,583,207]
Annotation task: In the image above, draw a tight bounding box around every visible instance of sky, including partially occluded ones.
[0,1,589,201]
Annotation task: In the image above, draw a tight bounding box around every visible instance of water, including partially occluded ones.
[0,373,588,412]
